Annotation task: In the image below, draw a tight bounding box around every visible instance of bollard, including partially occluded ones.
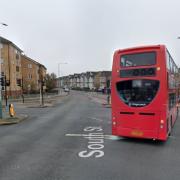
[9,104,15,117]
[109,95,111,105]
[107,95,110,105]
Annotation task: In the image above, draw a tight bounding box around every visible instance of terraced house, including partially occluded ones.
[57,71,111,91]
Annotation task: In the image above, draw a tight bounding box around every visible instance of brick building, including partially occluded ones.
[0,36,47,97]
[21,55,47,93]
[0,36,23,96]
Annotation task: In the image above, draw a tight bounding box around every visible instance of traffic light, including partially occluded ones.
[0,77,5,90]
[42,81,45,86]
[0,77,5,87]
[6,80,10,86]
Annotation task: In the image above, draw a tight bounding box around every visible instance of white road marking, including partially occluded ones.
[169,135,176,139]
[87,117,103,121]
[66,126,123,159]
[65,133,123,140]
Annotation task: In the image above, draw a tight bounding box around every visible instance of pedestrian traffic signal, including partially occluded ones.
[42,81,45,86]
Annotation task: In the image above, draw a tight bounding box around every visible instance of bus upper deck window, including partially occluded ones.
[120,52,156,67]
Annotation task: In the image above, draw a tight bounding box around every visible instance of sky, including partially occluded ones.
[0,0,180,76]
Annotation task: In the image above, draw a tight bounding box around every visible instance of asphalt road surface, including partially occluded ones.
[0,91,180,180]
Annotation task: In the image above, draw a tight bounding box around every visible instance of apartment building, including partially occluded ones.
[0,36,23,96]
[21,55,47,93]
[0,36,47,97]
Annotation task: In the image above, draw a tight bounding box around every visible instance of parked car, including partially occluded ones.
[64,88,70,92]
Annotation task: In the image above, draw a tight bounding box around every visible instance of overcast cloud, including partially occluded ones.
[0,0,180,76]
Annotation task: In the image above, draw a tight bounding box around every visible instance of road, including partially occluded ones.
[0,91,180,180]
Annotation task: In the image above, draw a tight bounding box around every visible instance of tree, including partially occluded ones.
[45,73,57,92]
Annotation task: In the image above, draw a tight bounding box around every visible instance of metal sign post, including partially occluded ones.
[0,40,3,118]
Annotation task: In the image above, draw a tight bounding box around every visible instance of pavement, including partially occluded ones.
[87,92,111,107]
[0,115,28,125]
[0,92,68,125]
[8,92,68,105]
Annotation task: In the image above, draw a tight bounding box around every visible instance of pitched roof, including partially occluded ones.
[21,54,47,70]
[0,36,23,52]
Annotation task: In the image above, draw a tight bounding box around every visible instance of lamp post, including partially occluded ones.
[58,62,67,94]
[177,37,180,101]
[0,22,8,118]
[0,23,8,27]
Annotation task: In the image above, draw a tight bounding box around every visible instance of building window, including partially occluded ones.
[28,74,32,79]
[16,53,19,59]
[1,72,4,76]
[16,79,21,87]
[169,93,176,110]
[16,59,20,66]
[16,66,20,72]
[28,64,32,68]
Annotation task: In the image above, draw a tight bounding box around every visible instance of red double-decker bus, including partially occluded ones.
[111,45,179,141]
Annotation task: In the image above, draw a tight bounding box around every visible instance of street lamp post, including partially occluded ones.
[58,62,67,94]
[0,23,7,27]
[177,37,180,101]
[0,22,8,119]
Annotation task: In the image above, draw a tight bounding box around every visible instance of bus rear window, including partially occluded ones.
[116,79,159,107]
[120,52,156,67]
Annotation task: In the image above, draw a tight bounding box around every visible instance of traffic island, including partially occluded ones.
[27,103,54,108]
[102,103,112,108]
[0,115,28,125]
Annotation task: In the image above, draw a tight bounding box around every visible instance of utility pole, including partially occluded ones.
[39,80,42,105]
[21,78,24,103]
[39,65,45,106]
[41,80,44,106]
[58,62,68,94]
[4,75,7,106]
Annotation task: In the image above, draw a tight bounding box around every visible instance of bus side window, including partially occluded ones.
[166,51,170,70]
[167,72,169,89]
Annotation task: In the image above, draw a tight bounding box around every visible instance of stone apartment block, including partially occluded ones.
[21,55,47,93]
[0,37,23,96]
